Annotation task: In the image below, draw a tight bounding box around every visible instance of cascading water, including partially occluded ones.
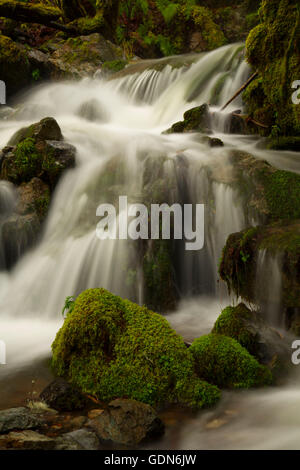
[0,43,300,448]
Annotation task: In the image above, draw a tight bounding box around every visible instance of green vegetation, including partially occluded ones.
[52,288,221,409]
[244,0,300,142]
[213,304,257,353]
[219,222,300,309]
[190,333,273,388]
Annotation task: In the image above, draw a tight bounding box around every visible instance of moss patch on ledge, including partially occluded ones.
[228,151,300,223]
[219,221,300,309]
[51,288,221,409]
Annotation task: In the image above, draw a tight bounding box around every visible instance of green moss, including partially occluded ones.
[262,170,300,221]
[14,138,42,182]
[164,104,211,134]
[102,59,127,73]
[219,221,300,309]
[51,288,221,409]
[245,0,300,138]
[190,333,273,389]
[213,304,258,354]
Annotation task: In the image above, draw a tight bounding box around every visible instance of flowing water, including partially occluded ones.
[0,43,300,448]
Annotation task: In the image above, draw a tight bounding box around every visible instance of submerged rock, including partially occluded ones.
[88,399,164,446]
[51,288,221,409]
[0,407,41,434]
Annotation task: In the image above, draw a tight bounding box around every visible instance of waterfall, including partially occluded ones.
[0,43,299,448]
[255,250,284,327]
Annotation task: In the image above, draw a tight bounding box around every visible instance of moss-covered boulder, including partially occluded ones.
[190,333,273,389]
[2,117,75,188]
[219,221,300,328]
[51,288,221,409]
[0,35,31,97]
[48,33,124,78]
[164,104,211,134]
[244,0,300,142]
[226,150,300,224]
[0,117,75,268]
[212,303,291,379]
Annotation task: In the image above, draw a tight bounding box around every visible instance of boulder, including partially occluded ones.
[8,117,63,146]
[190,334,273,389]
[164,104,211,135]
[219,221,300,325]
[88,399,164,446]
[51,288,221,409]
[0,407,41,434]
[58,429,100,450]
[212,303,291,378]
[39,378,89,412]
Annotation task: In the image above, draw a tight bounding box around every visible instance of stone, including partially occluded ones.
[0,430,55,450]
[8,117,63,146]
[40,378,89,412]
[61,429,100,450]
[0,407,41,434]
[88,399,165,446]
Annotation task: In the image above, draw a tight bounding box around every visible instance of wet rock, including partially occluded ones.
[212,303,291,377]
[1,213,41,269]
[40,378,90,412]
[54,435,84,450]
[219,221,300,328]
[17,178,50,219]
[0,407,41,434]
[8,117,63,146]
[0,35,31,98]
[0,430,55,450]
[49,33,123,79]
[164,104,211,135]
[77,99,109,122]
[88,399,165,446]
[60,429,100,450]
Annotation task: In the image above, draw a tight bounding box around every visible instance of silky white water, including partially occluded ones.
[0,43,300,448]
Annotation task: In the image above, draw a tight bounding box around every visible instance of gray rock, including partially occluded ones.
[0,430,55,450]
[61,429,100,450]
[0,407,41,434]
[88,399,164,446]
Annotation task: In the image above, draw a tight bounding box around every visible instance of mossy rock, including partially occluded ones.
[164,104,211,134]
[245,0,300,138]
[212,303,291,379]
[190,333,273,389]
[219,221,300,313]
[51,288,221,409]
[0,35,31,97]
[227,150,300,223]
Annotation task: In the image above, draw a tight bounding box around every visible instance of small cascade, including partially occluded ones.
[255,249,284,326]
[0,181,17,269]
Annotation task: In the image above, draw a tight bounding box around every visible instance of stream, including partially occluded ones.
[0,43,299,449]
